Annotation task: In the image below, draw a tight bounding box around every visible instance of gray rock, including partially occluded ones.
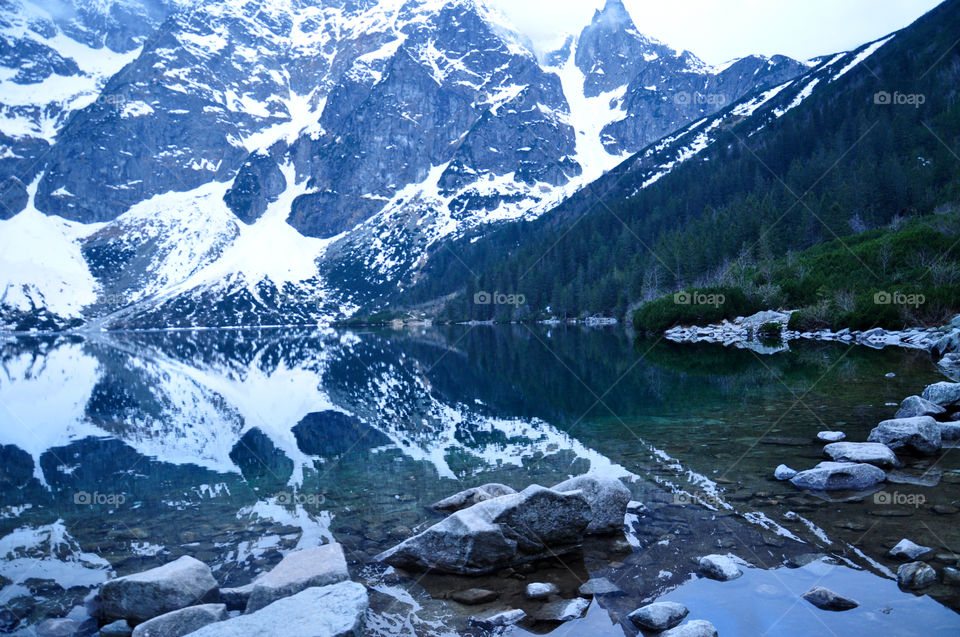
[628,601,689,631]
[470,609,526,628]
[889,539,933,560]
[246,544,349,613]
[661,619,719,637]
[132,604,228,637]
[183,583,367,637]
[99,556,219,624]
[100,620,133,637]
[534,597,590,621]
[376,485,592,575]
[36,619,81,637]
[941,423,960,441]
[774,464,797,480]
[823,442,899,468]
[698,554,743,581]
[450,588,499,605]
[895,395,946,419]
[921,382,960,407]
[817,431,846,442]
[525,582,559,600]
[944,567,960,586]
[801,586,858,611]
[577,577,622,596]
[897,561,937,590]
[789,462,886,491]
[431,483,517,513]
[552,474,630,534]
[218,583,255,612]
[868,417,941,455]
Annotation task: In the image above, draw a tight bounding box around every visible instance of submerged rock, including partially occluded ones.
[889,539,933,560]
[131,604,227,637]
[774,464,797,480]
[628,601,689,631]
[661,619,719,637]
[921,382,960,407]
[450,588,499,605]
[246,544,349,613]
[816,431,846,442]
[823,442,899,468]
[99,556,219,624]
[470,609,526,628]
[577,577,622,596]
[36,619,82,637]
[868,417,941,455]
[552,475,630,534]
[789,462,886,491]
[534,597,590,621]
[801,586,858,611]
[897,561,937,590]
[698,554,743,581]
[377,485,592,575]
[895,395,946,419]
[525,582,558,600]
[432,483,517,513]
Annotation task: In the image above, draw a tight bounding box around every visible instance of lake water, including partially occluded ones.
[1,325,959,635]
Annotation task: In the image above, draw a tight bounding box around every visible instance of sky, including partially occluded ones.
[487,0,945,65]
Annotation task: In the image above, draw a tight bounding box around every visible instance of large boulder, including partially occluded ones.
[921,382,960,408]
[823,442,899,468]
[131,604,227,637]
[628,601,689,631]
[895,395,946,419]
[246,544,349,613]
[376,485,592,575]
[99,556,219,624]
[432,484,517,513]
[552,475,630,534]
[698,554,743,581]
[867,417,941,455]
[183,583,367,637]
[789,462,886,491]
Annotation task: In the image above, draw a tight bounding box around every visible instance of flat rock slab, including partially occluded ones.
[552,475,630,534]
[432,483,516,513]
[534,597,590,622]
[889,538,933,560]
[99,556,219,624]
[897,561,937,590]
[628,601,689,631]
[698,554,743,581]
[450,588,499,605]
[246,544,349,613]
[132,604,227,637]
[801,586,858,611]
[184,582,368,637]
[868,417,941,455]
[922,382,960,407]
[823,442,899,468]
[790,461,886,491]
[661,619,719,637]
[896,395,946,419]
[525,582,558,600]
[577,577,622,596]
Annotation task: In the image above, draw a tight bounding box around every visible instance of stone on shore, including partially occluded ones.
[552,475,630,534]
[132,604,228,637]
[376,485,592,575]
[921,382,960,407]
[789,462,886,491]
[99,556,219,624]
[534,597,590,621]
[868,417,941,455]
[817,431,846,442]
[432,484,516,513]
[698,554,743,581]
[183,582,367,637]
[889,539,933,560]
[246,544,349,613]
[895,395,946,419]
[897,561,937,590]
[525,582,558,600]
[801,586,858,611]
[628,601,689,631]
[661,619,719,637]
[823,442,899,468]
[774,464,797,480]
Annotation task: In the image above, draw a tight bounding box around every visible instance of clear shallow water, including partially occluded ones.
[0,325,958,635]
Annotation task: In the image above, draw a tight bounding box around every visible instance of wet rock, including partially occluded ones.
[661,619,719,636]
[376,485,592,575]
[801,586,858,611]
[943,567,960,586]
[552,475,630,534]
[698,554,743,581]
[628,601,689,631]
[525,582,558,600]
[895,396,946,419]
[868,417,941,455]
[100,619,133,637]
[889,539,933,560]
[817,431,846,442]
[132,604,227,637]
[789,462,886,491]
[470,609,526,628]
[897,561,937,590]
[774,464,797,480]
[823,442,899,468]
[432,483,517,513]
[99,556,219,624]
[886,467,941,487]
[450,588,499,605]
[932,504,959,515]
[36,618,81,637]
[577,577,622,596]
[246,544,349,612]
[182,582,367,637]
[534,597,590,621]
[921,382,960,407]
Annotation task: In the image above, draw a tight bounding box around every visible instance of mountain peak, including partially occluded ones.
[592,0,634,28]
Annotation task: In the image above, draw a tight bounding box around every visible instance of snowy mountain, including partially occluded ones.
[0,0,810,330]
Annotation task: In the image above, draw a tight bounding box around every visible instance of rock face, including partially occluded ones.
[789,462,886,491]
[661,619,719,637]
[698,554,743,581]
[551,475,630,534]
[868,417,941,455]
[889,539,933,560]
[897,561,937,590]
[774,464,797,480]
[628,601,689,631]
[99,556,219,624]
[131,604,228,637]
[432,483,517,513]
[896,395,946,419]
[183,582,368,637]
[246,544,350,613]
[801,587,858,611]
[921,382,960,407]
[376,485,592,575]
[823,442,899,468]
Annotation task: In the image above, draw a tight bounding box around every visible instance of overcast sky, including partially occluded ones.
[487,0,944,65]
